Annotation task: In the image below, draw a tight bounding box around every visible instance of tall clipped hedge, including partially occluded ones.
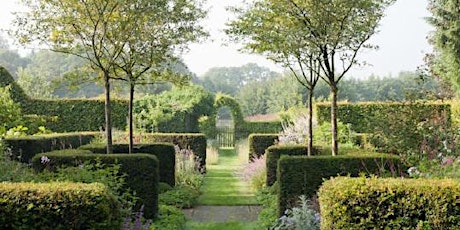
[140,133,207,172]
[22,98,128,133]
[242,121,282,138]
[277,154,405,216]
[248,133,279,161]
[31,151,160,219]
[79,143,176,186]
[0,182,121,230]
[319,177,460,229]
[3,132,97,163]
[316,102,450,133]
[316,102,451,153]
[266,145,308,186]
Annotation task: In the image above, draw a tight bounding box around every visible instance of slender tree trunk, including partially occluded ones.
[104,71,113,154]
[307,89,314,156]
[129,83,134,154]
[330,84,338,156]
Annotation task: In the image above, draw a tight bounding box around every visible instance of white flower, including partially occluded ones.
[40,155,50,164]
[407,167,420,177]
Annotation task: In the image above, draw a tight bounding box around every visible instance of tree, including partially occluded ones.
[12,0,206,153]
[106,0,206,154]
[228,0,395,155]
[425,0,460,95]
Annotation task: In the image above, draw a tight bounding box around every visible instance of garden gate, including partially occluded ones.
[216,119,235,148]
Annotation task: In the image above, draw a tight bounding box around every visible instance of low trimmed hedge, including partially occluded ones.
[248,133,279,162]
[79,143,176,186]
[265,145,308,186]
[277,154,405,216]
[31,151,159,219]
[0,182,121,229]
[140,133,207,172]
[319,177,460,229]
[3,132,97,163]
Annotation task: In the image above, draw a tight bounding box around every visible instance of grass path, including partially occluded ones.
[184,147,262,230]
[196,147,259,205]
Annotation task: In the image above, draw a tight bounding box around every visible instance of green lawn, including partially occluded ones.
[197,147,259,205]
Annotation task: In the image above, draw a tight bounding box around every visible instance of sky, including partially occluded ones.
[0,0,433,79]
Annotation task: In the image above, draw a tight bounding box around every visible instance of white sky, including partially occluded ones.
[0,0,432,79]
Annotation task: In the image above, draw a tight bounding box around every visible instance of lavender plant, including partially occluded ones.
[122,205,151,230]
[174,145,203,190]
[241,154,266,191]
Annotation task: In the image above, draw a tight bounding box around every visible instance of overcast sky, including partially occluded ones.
[1,0,433,79]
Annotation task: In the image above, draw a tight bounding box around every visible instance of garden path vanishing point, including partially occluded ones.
[183,148,262,224]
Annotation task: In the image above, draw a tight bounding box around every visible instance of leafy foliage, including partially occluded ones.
[319,177,460,229]
[0,85,22,133]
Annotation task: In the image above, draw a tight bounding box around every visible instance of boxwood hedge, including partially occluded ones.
[31,151,159,219]
[319,177,460,229]
[248,133,279,162]
[79,143,175,186]
[0,182,121,229]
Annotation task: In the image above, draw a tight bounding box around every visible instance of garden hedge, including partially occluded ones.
[79,143,175,186]
[319,177,460,229]
[22,98,128,133]
[3,132,97,163]
[0,182,121,229]
[248,133,279,162]
[265,144,309,186]
[316,102,451,153]
[316,102,451,133]
[277,154,405,216]
[0,66,29,104]
[140,133,207,173]
[31,151,159,219]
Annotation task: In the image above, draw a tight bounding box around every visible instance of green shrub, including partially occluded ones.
[248,133,279,161]
[0,85,23,133]
[79,143,176,186]
[134,85,215,134]
[0,182,121,229]
[31,150,159,219]
[140,133,207,173]
[151,205,186,230]
[159,185,200,209]
[277,154,405,216]
[265,144,308,186]
[256,184,279,229]
[319,177,460,229]
[3,132,97,163]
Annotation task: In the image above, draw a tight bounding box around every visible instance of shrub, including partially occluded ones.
[151,205,186,230]
[241,154,267,191]
[0,182,121,229]
[248,133,279,161]
[0,85,23,133]
[79,143,176,186]
[241,121,283,138]
[134,85,215,134]
[159,185,200,209]
[319,177,460,229]
[277,154,405,216]
[265,145,308,186]
[272,195,320,230]
[256,184,279,229]
[3,132,97,163]
[31,150,160,219]
[175,146,203,190]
